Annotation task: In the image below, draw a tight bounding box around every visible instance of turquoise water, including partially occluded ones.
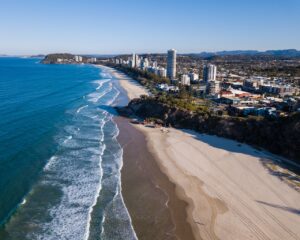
[0,58,136,239]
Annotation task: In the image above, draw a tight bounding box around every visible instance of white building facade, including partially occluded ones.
[203,64,217,82]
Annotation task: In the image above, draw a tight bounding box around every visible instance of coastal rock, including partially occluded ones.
[121,97,300,163]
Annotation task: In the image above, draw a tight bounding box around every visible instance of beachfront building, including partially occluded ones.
[75,55,83,62]
[167,49,177,80]
[141,58,149,70]
[203,64,217,82]
[135,54,140,68]
[89,57,97,63]
[130,53,139,68]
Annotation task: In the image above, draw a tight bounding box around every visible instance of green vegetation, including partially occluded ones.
[105,63,214,114]
[155,92,210,113]
[42,53,75,64]
[123,96,300,163]
[107,63,169,90]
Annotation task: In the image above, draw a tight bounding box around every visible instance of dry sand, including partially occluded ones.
[103,65,300,240]
[99,65,149,99]
[137,127,300,240]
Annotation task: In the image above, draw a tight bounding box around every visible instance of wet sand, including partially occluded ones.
[116,116,195,240]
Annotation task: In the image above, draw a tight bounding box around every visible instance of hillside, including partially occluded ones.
[41,53,75,64]
[118,96,300,164]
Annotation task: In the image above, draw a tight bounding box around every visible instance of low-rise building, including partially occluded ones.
[157,67,167,78]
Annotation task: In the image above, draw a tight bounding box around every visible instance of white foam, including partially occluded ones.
[93,79,110,90]
[111,120,138,239]
[83,143,106,240]
[63,135,72,144]
[36,78,137,240]
[43,156,58,171]
[87,82,113,103]
[100,72,112,79]
[106,86,120,106]
[21,198,27,205]
[76,105,88,114]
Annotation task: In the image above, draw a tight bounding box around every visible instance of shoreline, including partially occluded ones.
[103,65,300,240]
[101,64,195,239]
[116,116,195,240]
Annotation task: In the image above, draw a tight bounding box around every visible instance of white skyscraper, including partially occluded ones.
[131,53,137,68]
[141,58,149,69]
[134,54,140,68]
[203,64,217,82]
[75,55,83,62]
[167,49,177,80]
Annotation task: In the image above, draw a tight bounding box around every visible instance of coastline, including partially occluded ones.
[101,64,195,239]
[116,116,195,240]
[103,65,300,240]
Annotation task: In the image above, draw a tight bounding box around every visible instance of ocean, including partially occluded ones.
[0,57,136,239]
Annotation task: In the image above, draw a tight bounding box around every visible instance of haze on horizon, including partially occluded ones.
[1,0,300,55]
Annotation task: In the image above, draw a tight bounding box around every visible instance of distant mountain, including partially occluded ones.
[30,54,45,58]
[263,49,300,57]
[189,49,300,58]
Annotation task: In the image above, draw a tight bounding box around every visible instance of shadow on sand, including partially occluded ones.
[256,200,300,215]
[182,129,300,186]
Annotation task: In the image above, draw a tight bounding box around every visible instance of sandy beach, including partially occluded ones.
[103,65,300,240]
[138,127,300,240]
[99,65,149,99]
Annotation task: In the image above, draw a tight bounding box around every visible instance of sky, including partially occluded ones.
[0,0,300,55]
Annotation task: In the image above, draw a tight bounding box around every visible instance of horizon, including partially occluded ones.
[1,48,300,57]
[1,0,300,55]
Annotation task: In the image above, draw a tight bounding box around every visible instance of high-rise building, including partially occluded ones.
[207,80,221,95]
[135,54,140,68]
[75,55,83,62]
[141,58,149,70]
[181,74,191,86]
[130,53,137,68]
[189,73,199,82]
[167,49,177,80]
[203,64,217,82]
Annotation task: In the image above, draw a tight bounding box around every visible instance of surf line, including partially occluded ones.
[77,105,88,114]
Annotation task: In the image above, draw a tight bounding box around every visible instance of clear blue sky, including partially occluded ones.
[1,0,299,55]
